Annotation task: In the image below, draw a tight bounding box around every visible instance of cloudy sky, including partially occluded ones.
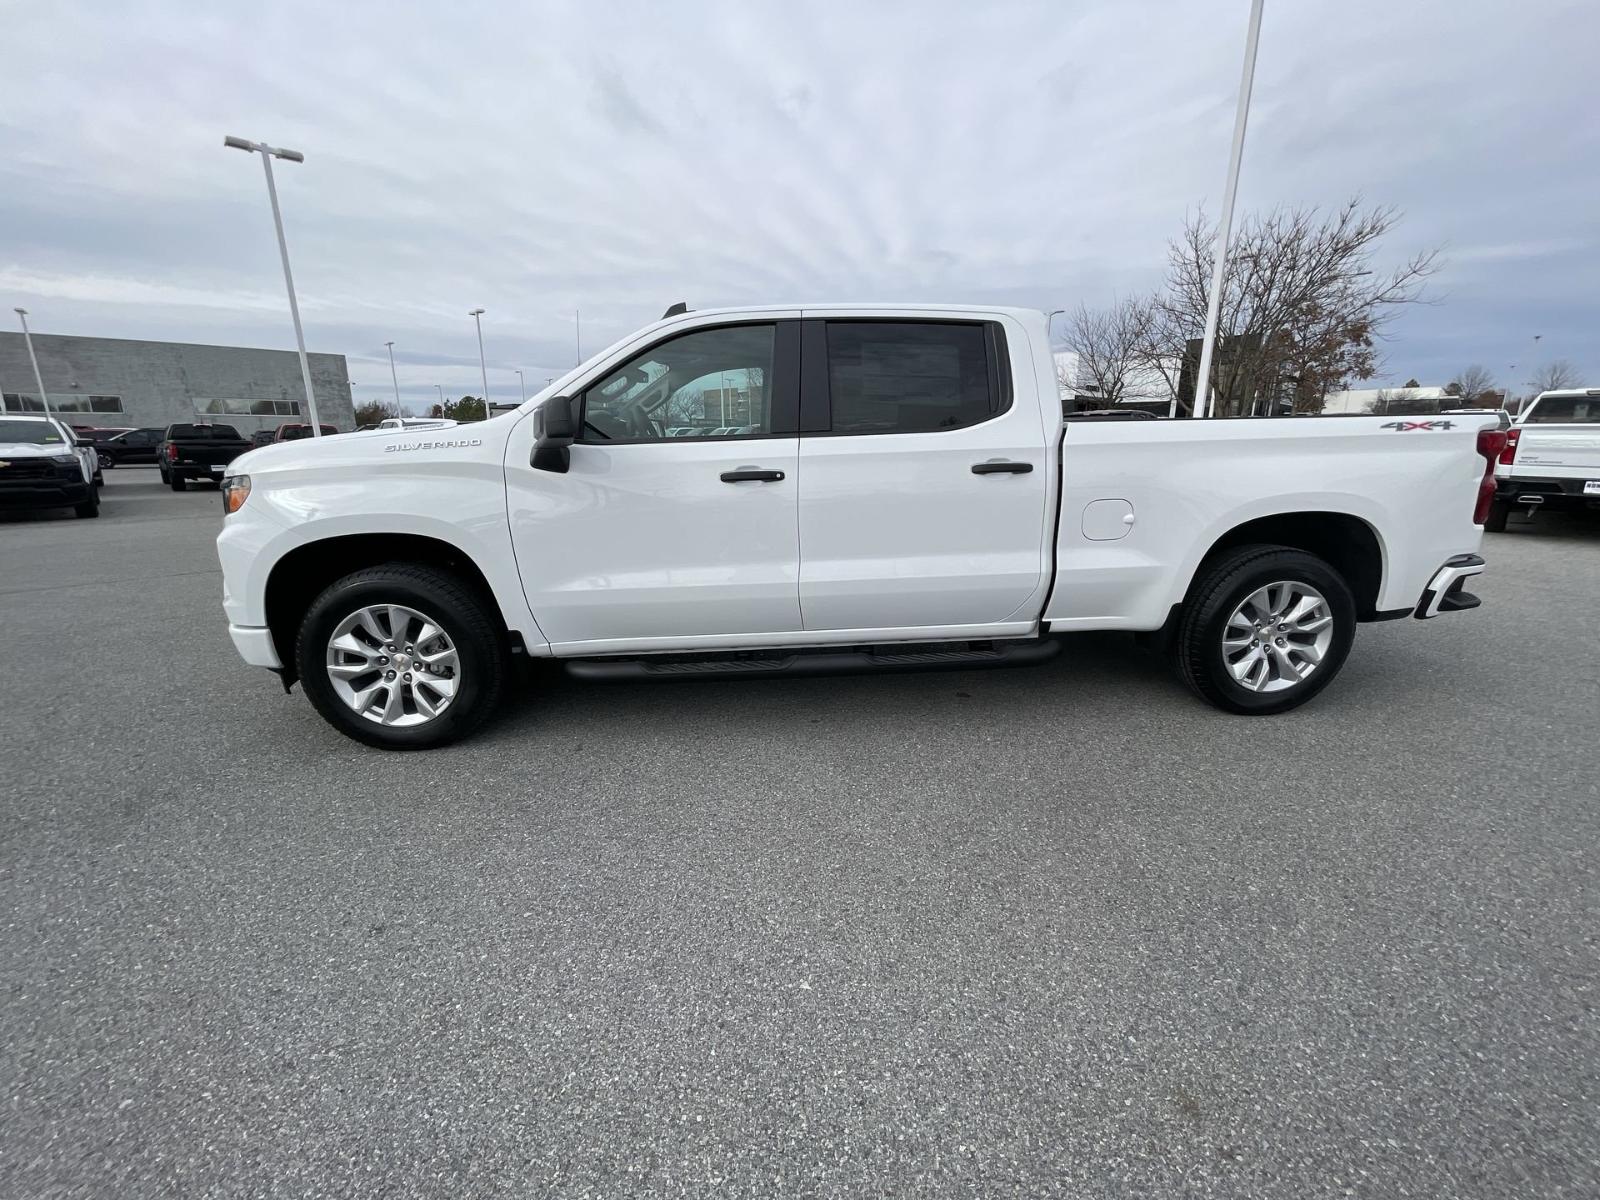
[2,0,1595,411]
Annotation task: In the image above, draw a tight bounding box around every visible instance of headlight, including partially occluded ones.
[221,474,251,514]
[51,453,76,464]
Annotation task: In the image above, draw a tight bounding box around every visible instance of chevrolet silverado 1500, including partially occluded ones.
[217,304,1499,749]
[1488,387,1600,530]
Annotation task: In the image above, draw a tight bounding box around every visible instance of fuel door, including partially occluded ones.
[1082,498,1135,541]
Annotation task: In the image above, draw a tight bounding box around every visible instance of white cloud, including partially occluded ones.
[1,0,1596,403]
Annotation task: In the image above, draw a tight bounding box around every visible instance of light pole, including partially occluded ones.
[1195,0,1266,419]
[14,309,50,419]
[469,308,489,411]
[574,309,582,364]
[434,384,445,411]
[384,341,401,411]
[223,135,323,437]
[515,369,525,403]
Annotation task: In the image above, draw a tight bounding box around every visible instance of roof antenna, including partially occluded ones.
[662,301,688,318]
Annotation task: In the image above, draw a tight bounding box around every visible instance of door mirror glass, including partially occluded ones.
[531,395,576,472]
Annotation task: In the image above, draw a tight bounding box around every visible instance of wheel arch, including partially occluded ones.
[264,533,519,685]
[1190,510,1386,619]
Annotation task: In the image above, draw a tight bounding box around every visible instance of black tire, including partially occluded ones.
[1483,497,1510,533]
[1176,544,1356,716]
[74,491,100,519]
[170,474,187,492]
[295,563,507,750]
[100,453,116,469]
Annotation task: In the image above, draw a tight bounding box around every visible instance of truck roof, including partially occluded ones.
[661,302,1051,321]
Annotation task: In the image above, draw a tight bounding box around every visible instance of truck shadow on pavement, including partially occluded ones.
[482,632,1188,750]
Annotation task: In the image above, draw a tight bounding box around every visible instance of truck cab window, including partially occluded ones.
[825,322,997,435]
[581,324,776,442]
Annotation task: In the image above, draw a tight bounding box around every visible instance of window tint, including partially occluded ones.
[1524,396,1599,424]
[200,398,302,417]
[825,322,995,434]
[167,423,244,440]
[582,324,776,441]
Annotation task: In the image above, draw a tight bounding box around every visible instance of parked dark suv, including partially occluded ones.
[96,427,166,467]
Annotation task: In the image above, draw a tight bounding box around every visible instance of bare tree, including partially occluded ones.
[1061,297,1153,407]
[1528,359,1579,396]
[1054,356,1080,405]
[1143,198,1438,416]
[354,398,400,427]
[1447,364,1496,406]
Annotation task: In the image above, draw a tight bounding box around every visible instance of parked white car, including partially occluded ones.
[376,417,459,432]
[1488,388,1600,529]
[217,304,1500,748]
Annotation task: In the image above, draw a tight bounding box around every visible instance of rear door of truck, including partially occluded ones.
[794,314,1052,632]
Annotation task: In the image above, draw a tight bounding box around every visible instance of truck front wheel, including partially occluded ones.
[295,563,507,749]
[1176,545,1356,716]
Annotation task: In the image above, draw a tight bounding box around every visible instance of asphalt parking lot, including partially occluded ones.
[4,470,1599,1198]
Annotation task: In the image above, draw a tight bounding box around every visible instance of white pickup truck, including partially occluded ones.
[216,304,1501,749]
[1488,388,1600,530]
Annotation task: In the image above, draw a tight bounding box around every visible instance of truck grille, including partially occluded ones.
[0,460,61,480]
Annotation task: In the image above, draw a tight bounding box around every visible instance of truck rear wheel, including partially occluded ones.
[1483,496,1510,533]
[295,563,507,750]
[1176,545,1356,716]
[170,474,187,492]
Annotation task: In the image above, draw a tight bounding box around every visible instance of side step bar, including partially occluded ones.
[564,638,1061,683]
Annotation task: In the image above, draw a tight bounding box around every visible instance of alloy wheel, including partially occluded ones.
[325,603,461,726]
[1221,580,1335,693]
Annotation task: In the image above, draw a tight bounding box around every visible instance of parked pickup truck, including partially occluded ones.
[217,304,1501,749]
[159,422,248,491]
[0,414,100,518]
[1488,388,1600,530]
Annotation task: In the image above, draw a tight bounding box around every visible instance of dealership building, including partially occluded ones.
[0,331,354,437]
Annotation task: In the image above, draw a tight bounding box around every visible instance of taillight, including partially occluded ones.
[1474,428,1507,525]
[166,443,178,461]
[1498,427,1520,466]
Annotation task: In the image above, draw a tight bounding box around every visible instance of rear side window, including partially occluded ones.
[824,322,1000,435]
[1524,396,1599,424]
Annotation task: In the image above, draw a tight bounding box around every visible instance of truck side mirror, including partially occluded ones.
[531,395,577,473]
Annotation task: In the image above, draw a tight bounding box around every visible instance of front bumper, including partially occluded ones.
[229,624,283,669]
[0,478,93,508]
[1415,554,1485,619]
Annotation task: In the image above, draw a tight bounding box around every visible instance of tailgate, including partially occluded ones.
[1510,425,1600,479]
[174,442,243,466]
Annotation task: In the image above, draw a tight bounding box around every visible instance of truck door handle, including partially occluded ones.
[971,461,1033,475]
[720,468,785,483]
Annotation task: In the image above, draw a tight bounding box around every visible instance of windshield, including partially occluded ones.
[1524,396,1600,424]
[0,419,67,445]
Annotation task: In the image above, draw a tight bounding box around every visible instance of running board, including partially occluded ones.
[563,638,1061,683]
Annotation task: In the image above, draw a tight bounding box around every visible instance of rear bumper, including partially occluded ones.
[1415,554,1485,619]
[1495,477,1599,507]
[229,624,283,669]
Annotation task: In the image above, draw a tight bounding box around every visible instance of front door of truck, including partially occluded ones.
[507,320,804,653]
[795,317,1051,632]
